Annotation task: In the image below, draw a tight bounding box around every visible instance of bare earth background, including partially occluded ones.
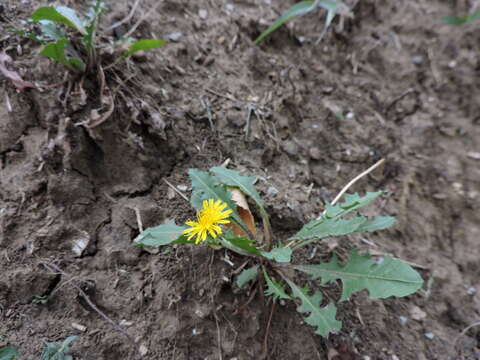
[1,0,480,359]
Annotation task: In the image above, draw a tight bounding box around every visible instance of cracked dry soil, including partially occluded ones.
[1,0,480,359]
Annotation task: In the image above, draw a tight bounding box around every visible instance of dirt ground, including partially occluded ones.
[1,0,480,359]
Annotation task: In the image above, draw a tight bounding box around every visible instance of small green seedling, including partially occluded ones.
[0,346,19,360]
[41,336,77,360]
[255,0,352,44]
[135,166,423,337]
[16,1,165,72]
[32,294,50,305]
[442,10,480,25]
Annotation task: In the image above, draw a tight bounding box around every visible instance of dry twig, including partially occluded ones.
[162,178,189,201]
[330,158,385,206]
[107,0,142,31]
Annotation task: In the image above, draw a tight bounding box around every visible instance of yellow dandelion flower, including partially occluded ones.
[183,199,233,244]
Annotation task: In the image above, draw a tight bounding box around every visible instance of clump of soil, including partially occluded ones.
[1,0,479,359]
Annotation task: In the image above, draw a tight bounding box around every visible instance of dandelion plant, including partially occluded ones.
[134,165,423,338]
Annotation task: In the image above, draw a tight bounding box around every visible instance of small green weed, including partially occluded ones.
[41,336,77,360]
[442,10,480,25]
[135,166,423,337]
[14,1,165,72]
[255,0,352,44]
[0,346,19,360]
[0,336,77,360]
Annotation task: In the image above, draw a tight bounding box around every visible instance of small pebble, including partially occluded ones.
[411,55,425,65]
[468,191,478,199]
[168,32,183,42]
[322,86,334,94]
[71,323,87,332]
[177,185,188,191]
[399,316,409,326]
[424,332,435,340]
[467,152,480,160]
[225,3,235,12]
[266,186,278,197]
[309,147,322,160]
[198,9,208,19]
[297,36,307,43]
[139,344,148,356]
[409,305,427,321]
[346,112,355,119]
[167,186,176,200]
[195,308,207,319]
[467,286,477,296]
[192,328,203,335]
[119,319,133,327]
[282,140,299,156]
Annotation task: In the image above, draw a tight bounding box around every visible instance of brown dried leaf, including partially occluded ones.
[227,187,257,238]
[0,51,37,91]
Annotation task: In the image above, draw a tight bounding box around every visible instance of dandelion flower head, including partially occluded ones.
[183,199,232,244]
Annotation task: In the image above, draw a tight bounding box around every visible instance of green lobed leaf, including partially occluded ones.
[123,39,167,57]
[263,270,291,301]
[210,167,264,210]
[236,266,259,288]
[0,346,19,360]
[134,221,188,247]
[324,191,383,219]
[354,216,395,233]
[30,7,86,35]
[284,278,341,337]
[39,39,85,72]
[188,169,245,230]
[211,166,273,241]
[290,216,367,244]
[41,336,77,360]
[39,20,67,40]
[442,10,480,25]
[289,192,391,248]
[294,249,424,301]
[261,247,292,263]
[254,0,316,44]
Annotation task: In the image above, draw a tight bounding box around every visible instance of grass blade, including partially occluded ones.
[442,10,480,25]
[123,39,167,57]
[255,0,316,44]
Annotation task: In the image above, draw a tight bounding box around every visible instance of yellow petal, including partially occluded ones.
[216,219,230,224]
